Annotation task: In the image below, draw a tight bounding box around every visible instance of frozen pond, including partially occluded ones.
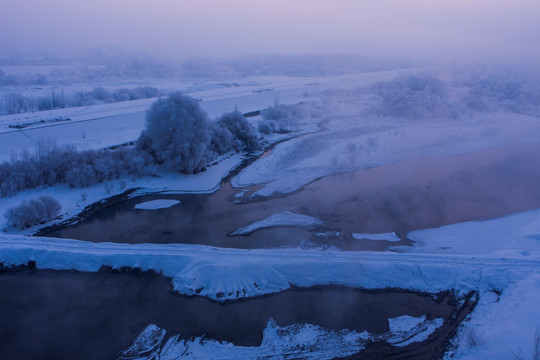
[0,268,464,360]
[44,141,540,251]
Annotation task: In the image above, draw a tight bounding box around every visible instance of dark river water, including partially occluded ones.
[0,268,459,360]
[45,141,540,251]
[6,136,521,359]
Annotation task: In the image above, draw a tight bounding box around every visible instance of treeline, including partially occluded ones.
[1,54,415,86]
[459,72,540,113]
[0,68,47,86]
[1,86,160,115]
[180,54,414,79]
[0,141,155,197]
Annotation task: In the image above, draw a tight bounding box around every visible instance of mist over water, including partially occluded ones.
[0,269,456,360]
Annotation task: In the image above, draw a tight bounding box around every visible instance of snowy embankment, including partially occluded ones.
[119,314,443,360]
[229,211,322,236]
[1,224,539,302]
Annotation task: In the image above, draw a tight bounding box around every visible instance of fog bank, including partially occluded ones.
[1,0,539,65]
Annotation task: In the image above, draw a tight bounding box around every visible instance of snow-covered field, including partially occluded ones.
[0,69,413,162]
[2,67,540,359]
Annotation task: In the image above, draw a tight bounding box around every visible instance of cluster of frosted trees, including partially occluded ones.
[0,142,154,198]
[370,75,455,119]
[2,93,269,228]
[460,73,540,112]
[137,93,261,173]
[370,73,540,120]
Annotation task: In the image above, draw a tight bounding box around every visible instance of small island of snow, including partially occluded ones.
[351,232,401,242]
[230,211,323,236]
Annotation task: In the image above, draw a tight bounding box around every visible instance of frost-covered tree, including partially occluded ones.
[137,93,211,173]
[4,196,62,229]
[208,122,235,156]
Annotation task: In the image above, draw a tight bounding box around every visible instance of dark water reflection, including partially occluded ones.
[46,141,540,250]
[0,269,454,360]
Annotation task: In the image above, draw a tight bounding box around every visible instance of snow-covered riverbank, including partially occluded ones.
[2,68,540,359]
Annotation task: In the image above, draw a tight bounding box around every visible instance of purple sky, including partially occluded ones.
[2,0,539,63]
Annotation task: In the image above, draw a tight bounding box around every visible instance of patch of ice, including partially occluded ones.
[314,231,340,238]
[117,324,166,360]
[134,199,181,210]
[387,315,443,347]
[352,232,400,242]
[229,211,323,236]
[126,320,369,360]
[389,315,427,333]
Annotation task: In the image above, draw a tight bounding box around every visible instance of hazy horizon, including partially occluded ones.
[1,0,539,66]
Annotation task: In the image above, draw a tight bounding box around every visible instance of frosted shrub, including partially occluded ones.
[216,110,260,153]
[208,122,235,156]
[137,93,211,173]
[208,110,261,157]
[260,101,306,133]
[461,73,540,113]
[5,196,62,229]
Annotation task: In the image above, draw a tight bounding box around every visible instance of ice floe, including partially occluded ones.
[134,199,181,210]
